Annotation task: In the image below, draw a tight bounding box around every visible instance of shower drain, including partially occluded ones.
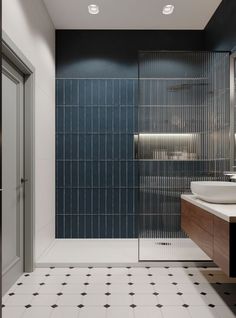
[155,242,172,246]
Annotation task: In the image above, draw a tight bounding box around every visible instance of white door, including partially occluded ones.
[2,58,24,295]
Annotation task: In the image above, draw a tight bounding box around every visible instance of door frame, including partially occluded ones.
[2,31,35,272]
[230,51,236,170]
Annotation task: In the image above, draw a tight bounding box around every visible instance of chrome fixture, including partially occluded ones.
[88,4,99,15]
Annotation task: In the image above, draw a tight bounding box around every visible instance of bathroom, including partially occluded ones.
[1,0,236,317]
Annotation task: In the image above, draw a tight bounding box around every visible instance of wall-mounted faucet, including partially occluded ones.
[224,166,236,181]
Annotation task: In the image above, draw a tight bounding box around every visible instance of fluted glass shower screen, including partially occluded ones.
[138,52,230,261]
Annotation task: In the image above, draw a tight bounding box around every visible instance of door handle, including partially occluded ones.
[21,178,29,183]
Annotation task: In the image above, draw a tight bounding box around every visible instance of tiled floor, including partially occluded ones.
[2,266,236,318]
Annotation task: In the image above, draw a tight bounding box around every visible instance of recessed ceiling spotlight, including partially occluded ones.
[162,4,175,15]
[88,4,99,15]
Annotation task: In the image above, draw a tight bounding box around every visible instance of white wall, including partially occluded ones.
[3,0,55,260]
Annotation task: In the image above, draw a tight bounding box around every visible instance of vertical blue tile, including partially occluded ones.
[56,80,64,105]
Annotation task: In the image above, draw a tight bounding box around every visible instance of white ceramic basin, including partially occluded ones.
[191,181,236,204]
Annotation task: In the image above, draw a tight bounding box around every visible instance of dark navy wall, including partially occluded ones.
[205,0,236,52]
[56,30,205,238]
[56,30,205,78]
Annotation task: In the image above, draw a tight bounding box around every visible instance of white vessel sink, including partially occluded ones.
[191,181,236,204]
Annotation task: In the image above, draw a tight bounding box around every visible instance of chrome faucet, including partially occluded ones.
[224,166,236,181]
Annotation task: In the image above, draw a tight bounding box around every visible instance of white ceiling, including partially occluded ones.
[43,0,222,30]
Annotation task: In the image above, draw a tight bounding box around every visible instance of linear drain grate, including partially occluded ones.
[155,242,172,246]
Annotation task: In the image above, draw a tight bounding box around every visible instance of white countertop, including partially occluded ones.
[181,194,236,223]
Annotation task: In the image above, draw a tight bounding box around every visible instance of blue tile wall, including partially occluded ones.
[56,79,139,238]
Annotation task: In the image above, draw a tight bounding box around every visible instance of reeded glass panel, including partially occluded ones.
[138,52,230,260]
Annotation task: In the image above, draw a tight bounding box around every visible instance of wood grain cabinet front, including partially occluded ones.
[181,199,236,277]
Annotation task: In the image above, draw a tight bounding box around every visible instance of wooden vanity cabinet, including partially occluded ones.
[181,199,236,277]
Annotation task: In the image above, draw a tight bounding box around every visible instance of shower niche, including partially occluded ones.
[138,52,230,261]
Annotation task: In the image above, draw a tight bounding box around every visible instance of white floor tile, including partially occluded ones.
[109,284,131,294]
[62,284,87,294]
[21,306,52,318]
[134,306,162,318]
[158,294,184,306]
[133,294,158,306]
[14,284,40,294]
[5,294,34,306]
[57,294,83,306]
[31,294,58,306]
[182,294,207,306]
[45,276,68,285]
[83,294,107,306]
[38,284,62,294]
[78,306,107,318]
[108,294,133,306]
[86,283,108,294]
[154,284,178,294]
[2,306,25,318]
[50,307,80,318]
[131,283,154,294]
[107,306,134,318]
[161,306,192,318]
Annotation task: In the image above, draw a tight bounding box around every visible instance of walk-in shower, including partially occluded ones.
[52,51,230,265]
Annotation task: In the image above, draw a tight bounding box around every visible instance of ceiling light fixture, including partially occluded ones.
[88,4,99,15]
[162,4,175,15]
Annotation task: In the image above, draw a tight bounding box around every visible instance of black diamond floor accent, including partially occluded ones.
[57,293,63,296]
[194,282,199,285]
[104,304,110,308]
[208,304,215,308]
[86,274,91,277]
[153,292,159,296]
[127,274,132,277]
[150,282,155,285]
[107,274,112,277]
[25,305,32,309]
[172,282,178,285]
[107,266,112,269]
[105,292,111,296]
[146,267,150,269]
[216,282,222,285]
[2,305,5,308]
[129,292,135,296]
[66,274,71,277]
[183,266,189,269]
[208,273,214,276]
[69,266,74,269]
[39,283,45,286]
[188,274,193,277]
[130,304,137,308]
[156,304,163,308]
[106,282,111,285]
[168,274,173,276]
[88,266,93,269]
[9,293,15,296]
[81,293,87,296]
[126,267,131,269]
[45,274,50,277]
[164,266,169,269]
[201,292,207,296]
[51,304,58,308]
[177,292,183,296]
[84,283,89,285]
[128,282,133,285]
[148,274,153,276]
[17,283,23,286]
[62,283,67,286]
[183,304,189,308]
[33,293,39,296]
[78,304,84,308]
[50,267,55,269]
